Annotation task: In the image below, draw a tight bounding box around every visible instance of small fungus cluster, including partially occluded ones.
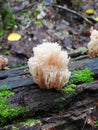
[28,42,71,90]
[0,55,8,70]
[88,29,98,58]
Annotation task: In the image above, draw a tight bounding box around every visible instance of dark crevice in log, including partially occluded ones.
[8,82,98,115]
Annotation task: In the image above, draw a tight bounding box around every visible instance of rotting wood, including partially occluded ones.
[0,57,98,129]
[0,57,98,89]
[8,81,98,112]
[5,81,98,130]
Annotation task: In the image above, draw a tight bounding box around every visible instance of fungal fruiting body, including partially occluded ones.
[28,42,71,90]
[0,55,8,70]
[87,29,98,58]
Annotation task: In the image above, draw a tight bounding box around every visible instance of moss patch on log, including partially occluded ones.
[62,68,94,95]
[69,68,94,84]
[0,86,26,125]
[62,84,76,94]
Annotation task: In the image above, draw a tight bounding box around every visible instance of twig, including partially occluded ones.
[72,55,88,61]
[52,5,92,24]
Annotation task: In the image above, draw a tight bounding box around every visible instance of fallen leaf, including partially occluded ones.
[85,9,94,15]
[72,1,79,6]
[8,32,21,41]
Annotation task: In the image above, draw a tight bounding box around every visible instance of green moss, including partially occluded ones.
[69,68,94,84]
[32,19,43,27]
[4,118,41,129]
[21,11,30,17]
[0,1,16,37]
[95,120,98,127]
[80,49,87,55]
[62,84,76,94]
[3,8,16,30]
[0,86,25,125]
[0,30,6,37]
[31,10,40,17]
[17,118,41,127]
[5,50,11,55]
[62,68,94,94]
[31,9,43,27]
[10,62,27,68]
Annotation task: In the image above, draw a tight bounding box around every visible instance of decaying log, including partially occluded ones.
[0,57,98,129]
[0,57,98,89]
[4,81,98,130]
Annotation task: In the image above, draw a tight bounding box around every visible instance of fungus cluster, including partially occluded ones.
[28,42,71,90]
[0,55,8,70]
[87,29,98,58]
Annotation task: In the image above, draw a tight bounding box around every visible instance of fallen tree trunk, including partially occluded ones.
[4,81,98,130]
[0,57,98,89]
[0,57,98,129]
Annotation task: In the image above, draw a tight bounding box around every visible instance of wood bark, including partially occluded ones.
[0,57,98,89]
[0,57,98,130]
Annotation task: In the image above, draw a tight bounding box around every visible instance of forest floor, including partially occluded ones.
[0,0,98,67]
[0,0,98,130]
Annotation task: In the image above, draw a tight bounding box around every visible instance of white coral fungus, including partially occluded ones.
[28,42,71,90]
[88,29,98,58]
[0,55,8,70]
